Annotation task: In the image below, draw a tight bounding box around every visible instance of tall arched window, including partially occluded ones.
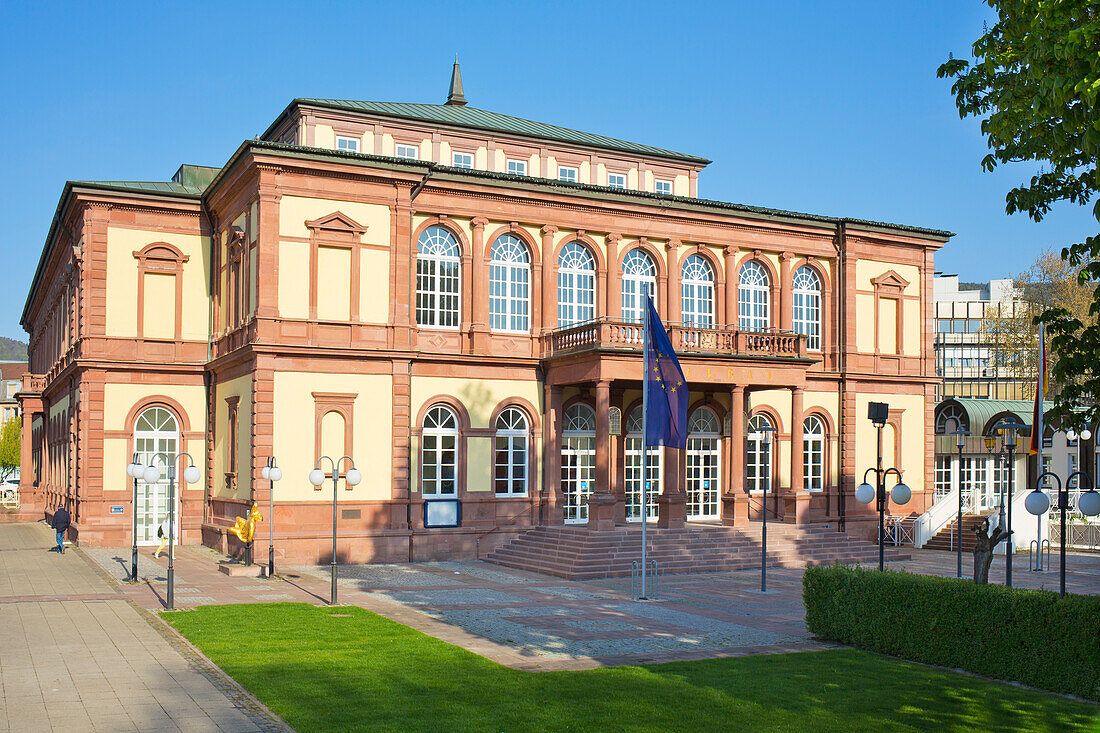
[621,249,657,324]
[803,415,825,492]
[557,242,596,327]
[422,405,458,496]
[746,413,773,493]
[494,407,528,495]
[624,407,661,521]
[935,404,968,434]
[561,403,596,523]
[416,226,461,328]
[792,266,821,350]
[134,406,179,544]
[681,255,715,328]
[738,261,770,331]
[686,407,720,518]
[489,235,530,333]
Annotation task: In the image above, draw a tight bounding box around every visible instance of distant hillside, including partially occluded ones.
[0,338,28,362]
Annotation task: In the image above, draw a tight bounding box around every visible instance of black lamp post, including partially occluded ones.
[954,426,968,579]
[261,457,282,578]
[990,422,1027,587]
[756,425,776,593]
[125,452,141,582]
[856,402,910,571]
[308,456,361,605]
[1025,470,1100,597]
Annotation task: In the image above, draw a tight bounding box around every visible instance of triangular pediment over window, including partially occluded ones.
[305,211,368,235]
[871,270,910,292]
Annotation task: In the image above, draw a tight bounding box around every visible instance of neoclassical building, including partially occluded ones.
[18,68,950,562]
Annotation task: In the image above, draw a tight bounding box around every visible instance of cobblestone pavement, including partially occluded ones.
[0,522,289,733]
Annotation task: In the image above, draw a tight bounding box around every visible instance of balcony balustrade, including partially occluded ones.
[542,318,807,359]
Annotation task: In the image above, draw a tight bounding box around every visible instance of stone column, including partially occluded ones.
[540,226,558,334]
[726,384,746,525]
[588,380,616,530]
[724,246,739,327]
[665,239,681,322]
[606,233,622,320]
[544,383,563,524]
[470,218,489,349]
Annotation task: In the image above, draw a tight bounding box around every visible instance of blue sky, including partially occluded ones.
[0,0,1094,342]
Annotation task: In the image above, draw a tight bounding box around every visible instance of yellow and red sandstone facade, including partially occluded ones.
[18,74,950,562]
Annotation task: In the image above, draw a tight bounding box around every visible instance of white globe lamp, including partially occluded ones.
[183,466,200,485]
[854,482,875,505]
[269,466,282,482]
[142,465,161,484]
[891,482,911,506]
[345,468,362,487]
[1024,489,1051,516]
[1078,489,1100,517]
[308,468,325,487]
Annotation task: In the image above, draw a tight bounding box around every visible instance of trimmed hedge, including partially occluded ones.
[803,565,1100,700]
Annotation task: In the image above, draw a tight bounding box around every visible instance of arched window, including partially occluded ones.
[416,226,461,328]
[738,261,770,331]
[686,407,720,518]
[935,404,968,434]
[494,407,528,495]
[134,406,179,544]
[489,235,530,333]
[681,255,715,328]
[746,413,773,493]
[621,249,657,324]
[561,403,595,523]
[803,415,825,492]
[422,405,458,496]
[792,266,822,350]
[624,407,661,520]
[557,242,596,327]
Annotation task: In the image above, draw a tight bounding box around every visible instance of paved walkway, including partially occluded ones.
[0,523,288,733]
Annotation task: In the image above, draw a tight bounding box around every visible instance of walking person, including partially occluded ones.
[153,515,171,558]
[50,503,71,554]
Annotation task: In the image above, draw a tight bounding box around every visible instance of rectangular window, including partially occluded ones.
[935,456,952,497]
[607,172,626,189]
[395,144,419,160]
[655,179,673,195]
[952,320,966,333]
[507,159,527,176]
[936,319,951,333]
[558,166,578,183]
[336,136,359,152]
[452,152,473,169]
[968,319,982,333]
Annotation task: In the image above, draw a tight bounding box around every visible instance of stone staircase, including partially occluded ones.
[922,513,993,552]
[484,522,908,580]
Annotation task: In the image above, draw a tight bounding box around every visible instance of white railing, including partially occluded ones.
[0,484,18,509]
[915,486,962,548]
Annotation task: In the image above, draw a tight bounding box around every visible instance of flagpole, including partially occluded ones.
[640,296,650,600]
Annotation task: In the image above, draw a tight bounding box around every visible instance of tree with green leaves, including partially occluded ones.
[938,2,1100,429]
[0,416,19,482]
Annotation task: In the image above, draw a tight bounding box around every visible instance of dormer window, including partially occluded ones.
[558,166,578,183]
[396,144,419,160]
[655,179,672,195]
[336,136,359,152]
[608,173,626,189]
[452,152,473,169]
[507,159,527,176]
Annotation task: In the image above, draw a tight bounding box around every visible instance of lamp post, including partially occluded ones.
[990,422,1026,587]
[125,452,141,582]
[954,425,968,579]
[856,402,910,571]
[130,452,200,610]
[756,425,776,593]
[1024,470,1100,597]
[308,456,361,605]
[260,457,282,578]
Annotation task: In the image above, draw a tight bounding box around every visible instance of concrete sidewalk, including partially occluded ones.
[0,522,288,733]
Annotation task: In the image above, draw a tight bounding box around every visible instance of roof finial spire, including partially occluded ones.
[446,57,467,106]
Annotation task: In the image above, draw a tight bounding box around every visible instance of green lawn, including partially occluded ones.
[165,603,1099,732]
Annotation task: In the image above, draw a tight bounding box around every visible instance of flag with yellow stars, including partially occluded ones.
[645,296,688,449]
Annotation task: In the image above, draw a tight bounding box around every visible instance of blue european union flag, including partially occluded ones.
[645,296,688,449]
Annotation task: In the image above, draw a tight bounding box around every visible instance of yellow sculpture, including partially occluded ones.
[229,503,263,544]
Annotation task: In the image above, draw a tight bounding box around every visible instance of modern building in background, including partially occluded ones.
[16,67,950,562]
[933,274,1028,401]
[0,362,22,427]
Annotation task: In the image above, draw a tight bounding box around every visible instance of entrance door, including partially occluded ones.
[561,404,595,524]
[133,406,179,545]
[686,408,720,519]
[624,406,661,521]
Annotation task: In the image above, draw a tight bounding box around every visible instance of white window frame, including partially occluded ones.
[803,415,825,492]
[681,254,715,328]
[416,226,461,329]
[738,261,770,331]
[557,242,596,327]
[621,249,657,324]
[624,408,661,521]
[422,405,458,497]
[607,172,627,189]
[489,235,530,333]
[655,179,673,195]
[494,407,528,496]
[452,151,473,169]
[506,159,527,176]
[562,404,596,523]
[686,408,721,519]
[746,414,773,493]
[792,266,822,350]
[395,144,419,160]
[335,136,359,152]
[558,166,578,183]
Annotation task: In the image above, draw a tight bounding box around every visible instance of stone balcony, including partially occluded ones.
[542,318,808,360]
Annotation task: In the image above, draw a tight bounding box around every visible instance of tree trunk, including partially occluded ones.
[971,518,1011,584]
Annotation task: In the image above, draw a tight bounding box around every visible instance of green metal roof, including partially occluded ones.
[943,398,1049,434]
[291,99,711,165]
[70,180,204,196]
